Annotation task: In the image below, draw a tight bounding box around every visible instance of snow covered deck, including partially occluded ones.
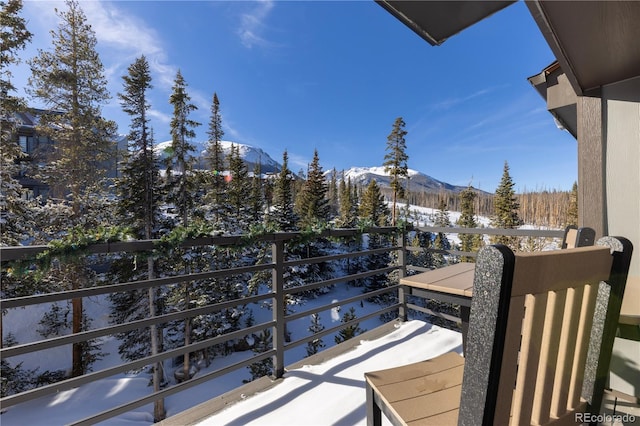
[160,320,463,426]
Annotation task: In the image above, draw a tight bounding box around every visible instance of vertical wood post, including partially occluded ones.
[272,239,285,378]
[577,94,607,238]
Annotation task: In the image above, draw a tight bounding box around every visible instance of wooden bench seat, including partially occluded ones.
[366,236,633,426]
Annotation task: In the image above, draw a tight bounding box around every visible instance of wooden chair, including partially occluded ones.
[365,236,632,425]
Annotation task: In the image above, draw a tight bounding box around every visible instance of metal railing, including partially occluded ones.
[0,225,565,424]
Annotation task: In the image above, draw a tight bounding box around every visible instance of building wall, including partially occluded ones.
[603,76,640,288]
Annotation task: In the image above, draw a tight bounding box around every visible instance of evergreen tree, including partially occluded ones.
[567,181,578,226]
[27,0,117,217]
[249,162,265,224]
[205,92,225,216]
[490,161,522,249]
[166,69,199,227]
[114,55,165,420]
[358,180,392,300]
[328,168,339,219]
[359,179,389,227]
[0,0,33,247]
[26,0,115,377]
[268,150,298,231]
[457,186,484,262]
[116,55,160,239]
[383,117,409,225]
[336,176,357,228]
[295,149,329,229]
[334,307,365,344]
[1,0,35,349]
[433,196,452,267]
[225,143,251,232]
[306,313,326,357]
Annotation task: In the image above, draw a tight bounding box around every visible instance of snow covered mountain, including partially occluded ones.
[152,140,470,193]
[336,166,471,193]
[154,140,281,174]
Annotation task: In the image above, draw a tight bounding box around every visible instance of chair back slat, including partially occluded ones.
[550,287,585,417]
[531,290,566,424]
[567,283,598,409]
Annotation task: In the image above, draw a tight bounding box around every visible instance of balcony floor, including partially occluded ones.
[161,319,639,426]
[160,320,463,425]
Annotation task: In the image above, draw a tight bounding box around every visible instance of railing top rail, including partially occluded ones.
[415,226,564,238]
[0,226,400,263]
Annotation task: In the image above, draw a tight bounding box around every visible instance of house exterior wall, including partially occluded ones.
[603,76,640,286]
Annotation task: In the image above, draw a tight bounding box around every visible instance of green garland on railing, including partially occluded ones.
[5,220,411,278]
[4,225,134,278]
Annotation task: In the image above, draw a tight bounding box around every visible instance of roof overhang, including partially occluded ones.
[525,1,640,96]
[527,62,577,138]
[375,0,516,46]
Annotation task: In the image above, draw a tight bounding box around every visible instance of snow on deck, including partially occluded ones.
[193,320,462,426]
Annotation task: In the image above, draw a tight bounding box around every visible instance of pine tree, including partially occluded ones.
[490,161,522,249]
[26,0,115,377]
[433,196,452,267]
[116,55,160,239]
[166,69,199,227]
[306,313,326,357]
[226,143,251,232]
[359,179,389,227]
[295,149,329,229]
[205,92,225,214]
[358,180,392,299]
[268,150,298,231]
[567,181,578,226]
[336,176,357,228]
[27,0,117,217]
[1,1,35,350]
[0,0,33,247]
[457,186,484,262]
[114,55,165,421]
[383,117,409,225]
[334,307,365,344]
[328,168,339,219]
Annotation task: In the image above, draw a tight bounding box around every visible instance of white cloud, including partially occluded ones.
[80,1,176,91]
[237,0,276,49]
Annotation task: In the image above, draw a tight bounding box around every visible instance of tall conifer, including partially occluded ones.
[205,93,224,211]
[114,55,165,420]
[457,185,483,262]
[166,70,199,227]
[295,149,329,229]
[0,0,33,247]
[269,150,298,231]
[490,161,522,248]
[27,0,115,376]
[383,117,409,225]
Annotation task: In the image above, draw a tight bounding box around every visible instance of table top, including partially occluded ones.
[401,263,639,325]
[400,262,475,297]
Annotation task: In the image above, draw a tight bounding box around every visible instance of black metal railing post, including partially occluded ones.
[397,229,408,321]
[271,238,285,378]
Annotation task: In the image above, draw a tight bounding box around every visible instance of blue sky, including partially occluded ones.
[15,0,577,192]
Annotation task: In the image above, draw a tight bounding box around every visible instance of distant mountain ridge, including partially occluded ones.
[336,166,472,194]
[154,140,471,193]
[155,140,281,174]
